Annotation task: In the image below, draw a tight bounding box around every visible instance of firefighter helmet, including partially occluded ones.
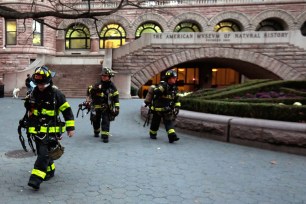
[100,67,114,77]
[48,139,64,160]
[164,69,177,79]
[32,66,56,85]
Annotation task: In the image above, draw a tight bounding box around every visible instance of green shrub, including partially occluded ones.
[180,80,306,123]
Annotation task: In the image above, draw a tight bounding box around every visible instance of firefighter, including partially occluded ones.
[149,69,181,143]
[25,66,75,190]
[86,67,120,143]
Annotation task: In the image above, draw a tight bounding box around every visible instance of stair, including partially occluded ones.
[48,65,102,98]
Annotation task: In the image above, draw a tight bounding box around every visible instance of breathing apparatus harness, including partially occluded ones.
[18,88,65,160]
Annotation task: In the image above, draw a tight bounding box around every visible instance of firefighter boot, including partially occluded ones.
[28,175,42,190]
[94,130,100,137]
[150,134,157,139]
[149,130,157,139]
[101,134,109,143]
[168,133,180,143]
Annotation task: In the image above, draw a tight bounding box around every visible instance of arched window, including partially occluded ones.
[256,19,284,31]
[301,21,306,36]
[214,21,241,32]
[99,24,126,49]
[174,22,201,32]
[65,24,90,49]
[135,22,162,39]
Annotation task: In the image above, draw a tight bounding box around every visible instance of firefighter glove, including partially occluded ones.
[113,107,119,117]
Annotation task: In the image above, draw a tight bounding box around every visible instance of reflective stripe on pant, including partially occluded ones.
[93,109,110,134]
[150,112,175,136]
[47,162,55,173]
[29,135,54,183]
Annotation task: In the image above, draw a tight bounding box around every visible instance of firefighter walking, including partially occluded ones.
[86,67,120,143]
[24,66,75,190]
[146,69,181,143]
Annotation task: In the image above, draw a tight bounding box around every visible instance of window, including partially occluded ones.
[174,22,201,32]
[135,22,162,39]
[99,24,126,49]
[214,21,241,32]
[301,21,306,36]
[33,20,43,46]
[256,19,284,31]
[6,19,17,45]
[211,68,240,87]
[65,24,90,49]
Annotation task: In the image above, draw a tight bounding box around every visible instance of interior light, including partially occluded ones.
[212,68,218,72]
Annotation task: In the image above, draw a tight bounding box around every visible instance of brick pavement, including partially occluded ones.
[1,97,306,204]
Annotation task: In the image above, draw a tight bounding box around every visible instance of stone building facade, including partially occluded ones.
[0,0,305,97]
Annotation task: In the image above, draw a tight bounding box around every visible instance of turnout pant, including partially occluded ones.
[149,111,176,137]
[29,135,55,187]
[92,109,110,137]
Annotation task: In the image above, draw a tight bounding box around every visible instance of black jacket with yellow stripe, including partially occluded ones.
[24,85,75,135]
[87,80,120,109]
[151,81,181,112]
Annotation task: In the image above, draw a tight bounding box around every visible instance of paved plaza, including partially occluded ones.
[0,97,306,204]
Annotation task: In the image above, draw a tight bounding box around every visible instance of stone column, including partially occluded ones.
[90,37,99,54]
[56,38,65,53]
[112,71,131,99]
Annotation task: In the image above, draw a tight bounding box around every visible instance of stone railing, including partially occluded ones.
[113,31,306,60]
[61,0,306,10]
[140,105,306,156]
[1,0,304,10]
[138,0,305,7]
[1,0,303,12]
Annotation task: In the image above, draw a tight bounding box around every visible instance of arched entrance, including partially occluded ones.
[133,47,301,98]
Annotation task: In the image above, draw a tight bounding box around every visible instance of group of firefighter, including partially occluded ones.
[19,66,181,190]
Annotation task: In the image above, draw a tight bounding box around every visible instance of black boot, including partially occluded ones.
[101,135,109,143]
[150,134,157,139]
[28,176,42,190]
[94,132,99,137]
[168,134,180,143]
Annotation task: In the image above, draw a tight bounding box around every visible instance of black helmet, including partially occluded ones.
[100,67,114,77]
[32,66,55,85]
[164,69,177,79]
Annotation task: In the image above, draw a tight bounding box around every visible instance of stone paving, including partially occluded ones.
[1,97,306,204]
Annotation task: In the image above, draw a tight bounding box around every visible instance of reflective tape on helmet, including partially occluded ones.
[31,169,46,179]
